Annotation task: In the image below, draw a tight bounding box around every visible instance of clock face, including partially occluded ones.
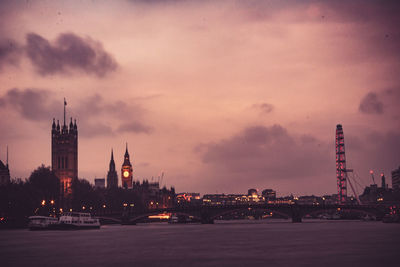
[123,171,129,178]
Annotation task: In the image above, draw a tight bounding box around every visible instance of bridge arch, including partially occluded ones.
[210,207,291,220]
[304,207,380,219]
[128,211,202,223]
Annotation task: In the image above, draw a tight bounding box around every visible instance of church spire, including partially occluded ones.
[109,148,115,172]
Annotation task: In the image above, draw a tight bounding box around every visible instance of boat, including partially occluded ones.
[53,212,100,230]
[28,216,59,230]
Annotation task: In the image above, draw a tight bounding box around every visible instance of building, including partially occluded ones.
[106,149,118,189]
[262,189,276,200]
[51,100,78,197]
[94,178,105,189]
[392,166,400,191]
[202,194,260,205]
[296,195,322,205]
[381,173,388,189]
[248,188,258,196]
[121,144,133,189]
[176,193,201,205]
[322,194,338,205]
[0,150,10,186]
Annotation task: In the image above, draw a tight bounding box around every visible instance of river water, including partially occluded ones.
[1,220,399,267]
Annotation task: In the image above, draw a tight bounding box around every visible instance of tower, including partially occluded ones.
[52,99,78,198]
[121,143,133,189]
[381,173,387,189]
[0,146,10,186]
[335,124,347,204]
[107,149,118,189]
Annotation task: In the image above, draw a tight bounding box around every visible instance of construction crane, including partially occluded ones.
[369,170,376,185]
[346,169,361,205]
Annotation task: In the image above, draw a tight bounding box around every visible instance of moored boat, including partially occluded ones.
[28,216,59,230]
[52,212,100,230]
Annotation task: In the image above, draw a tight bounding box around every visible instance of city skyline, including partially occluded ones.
[0,1,399,196]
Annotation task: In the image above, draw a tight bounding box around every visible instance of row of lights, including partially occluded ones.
[41,200,135,208]
[41,200,55,206]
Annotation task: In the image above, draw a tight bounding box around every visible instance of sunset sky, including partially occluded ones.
[0,0,399,196]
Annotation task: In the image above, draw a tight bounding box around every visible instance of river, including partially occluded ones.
[1,220,399,266]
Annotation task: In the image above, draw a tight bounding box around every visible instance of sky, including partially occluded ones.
[0,0,399,196]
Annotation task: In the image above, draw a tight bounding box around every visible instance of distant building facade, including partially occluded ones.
[203,193,263,205]
[262,189,276,200]
[121,144,133,189]
[51,101,78,197]
[392,166,400,191]
[107,149,118,189]
[94,178,105,189]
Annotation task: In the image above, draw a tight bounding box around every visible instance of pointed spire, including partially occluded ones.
[52,118,56,129]
[69,117,73,131]
[64,97,67,126]
[109,148,115,172]
[123,143,132,166]
[56,120,60,131]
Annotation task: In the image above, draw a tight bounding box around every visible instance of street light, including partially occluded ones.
[50,200,55,205]
[41,200,46,206]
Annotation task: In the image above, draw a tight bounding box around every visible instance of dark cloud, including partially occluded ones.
[71,94,153,137]
[0,88,58,121]
[196,124,331,185]
[78,122,115,138]
[345,130,400,186]
[0,39,21,70]
[196,123,400,194]
[252,102,274,114]
[73,94,145,121]
[359,92,384,115]
[118,122,153,134]
[0,88,153,137]
[25,32,117,77]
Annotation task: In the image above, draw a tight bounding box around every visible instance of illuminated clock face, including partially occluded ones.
[123,171,129,178]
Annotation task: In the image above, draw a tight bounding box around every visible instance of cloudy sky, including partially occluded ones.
[0,0,399,196]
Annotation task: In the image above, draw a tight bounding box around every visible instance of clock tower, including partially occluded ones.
[121,143,133,189]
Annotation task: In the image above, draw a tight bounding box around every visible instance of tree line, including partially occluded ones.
[0,165,175,228]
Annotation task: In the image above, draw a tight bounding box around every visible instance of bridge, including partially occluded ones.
[96,203,389,224]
